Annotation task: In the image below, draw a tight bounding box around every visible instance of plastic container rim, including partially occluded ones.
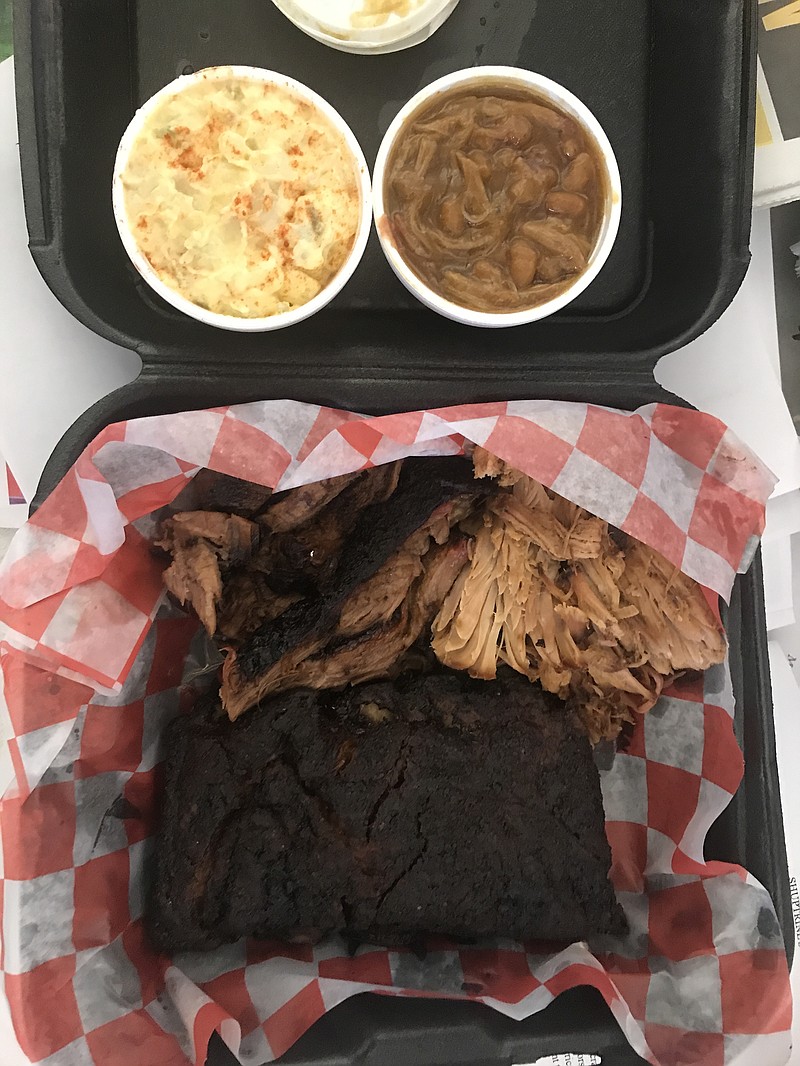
[269,0,461,52]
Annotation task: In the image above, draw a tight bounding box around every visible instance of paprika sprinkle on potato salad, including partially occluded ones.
[120,73,361,318]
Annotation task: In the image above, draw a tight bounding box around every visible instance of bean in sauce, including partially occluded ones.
[384,86,607,313]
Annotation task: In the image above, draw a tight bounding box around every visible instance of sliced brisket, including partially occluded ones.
[157,512,260,635]
[158,462,402,642]
[232,457,482,684]
[221,537,470,718]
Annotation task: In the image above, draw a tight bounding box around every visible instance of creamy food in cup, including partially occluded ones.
[114,66,371,329]
[270,0,461,54]
[373,68,621,327]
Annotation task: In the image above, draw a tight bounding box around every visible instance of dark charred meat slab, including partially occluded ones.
[221,537,470,719]
[261,470,362,532]
[178,468,274,517]
[233,457,482,685]
[149,669,626,953]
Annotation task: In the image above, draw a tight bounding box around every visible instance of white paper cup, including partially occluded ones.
[270,0,462,54]
[113,65,372,333]
[372,66,622,328]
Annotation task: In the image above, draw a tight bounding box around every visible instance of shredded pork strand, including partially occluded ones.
[432,449,727,742]
[157,511,260,635]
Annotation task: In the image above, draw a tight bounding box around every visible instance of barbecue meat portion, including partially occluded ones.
[159,457,488,720]
[233,457,482,680]
[221,537,470,719]
[149,669,626,952]
[158,462,402,642]
[221,457,485,717]
[157,511,260,635]
[432,449,727,742]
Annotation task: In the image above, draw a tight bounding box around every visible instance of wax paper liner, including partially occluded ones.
[0,399,791,1066]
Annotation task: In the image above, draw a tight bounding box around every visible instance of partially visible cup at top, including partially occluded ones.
[270,0,462,54]
[113,65,372,332]
[373,66,622,328]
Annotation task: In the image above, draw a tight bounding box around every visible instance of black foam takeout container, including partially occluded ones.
[13,0,792,1062]
[17,0,759,437]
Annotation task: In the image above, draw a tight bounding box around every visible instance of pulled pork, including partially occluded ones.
[158,452,727,741]
[431,449,727,742]
[158,463,402,642]
[157,511,259,635]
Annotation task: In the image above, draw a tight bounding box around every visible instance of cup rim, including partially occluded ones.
[269,0,460,48]
[112,64,373,333]
[372,65,623,329]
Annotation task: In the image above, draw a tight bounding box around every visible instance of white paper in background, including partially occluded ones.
[767,642,800,1066]
[0,504,26,533]
[763,496,800,631]
[0,509,24,530]
[772,531,800,666]
[0,58,141,504]
[765,493,800,545]
[656,209,800,500]
[763,537,796,631]
[755,57,800,212]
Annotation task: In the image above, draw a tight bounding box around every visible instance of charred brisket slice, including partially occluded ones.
[221,537,471,718]
[260,471,362,532]
[234,456,482,682]
[158,463,401,641]
[176,468,274,517]
[249,461,402,599]
[149,670,626,953]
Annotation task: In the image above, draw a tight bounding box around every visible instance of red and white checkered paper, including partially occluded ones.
[0,399,791,1066]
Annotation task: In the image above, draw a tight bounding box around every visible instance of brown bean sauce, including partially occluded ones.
[384,85,607,313]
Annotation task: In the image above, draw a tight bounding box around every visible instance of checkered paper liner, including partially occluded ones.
[0,399,790,1066]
